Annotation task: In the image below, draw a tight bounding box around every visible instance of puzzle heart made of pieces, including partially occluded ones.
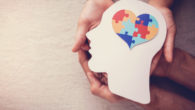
[86,0,166,104]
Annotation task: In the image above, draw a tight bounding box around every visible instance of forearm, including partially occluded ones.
[168,49,195,91]
[148,0,174,8]
[142,84,195,110]
[154,48,195,91]
[139,48,195,110]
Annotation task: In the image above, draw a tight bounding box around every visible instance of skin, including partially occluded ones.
[142,49,195,110]
[154,48,195,91]
[143,83,195,110]
[72,0,195,109]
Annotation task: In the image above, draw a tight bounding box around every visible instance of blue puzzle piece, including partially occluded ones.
[131,34,148,48]
[136,14,152,26]
[120,19,138,36]
[148,15,159,28]
[117,32,135,48]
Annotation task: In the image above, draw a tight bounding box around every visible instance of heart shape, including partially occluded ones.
[112,10,159,48]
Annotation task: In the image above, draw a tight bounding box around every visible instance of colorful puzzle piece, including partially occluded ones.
[120,19,138,36]
[117,32,135,48]
[112,10,159,49]
[113,10,129,23]
[146,25,158,40]
[123,10,139,23]
[133,21,150,39]
[112,20,125,33]
[131,34,148,48]
[136,14,152,26]
[148,15,159,28]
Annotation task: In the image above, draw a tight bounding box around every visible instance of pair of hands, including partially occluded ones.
[72,0,176,103]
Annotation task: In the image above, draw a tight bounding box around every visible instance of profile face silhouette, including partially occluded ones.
[86,0,166,104]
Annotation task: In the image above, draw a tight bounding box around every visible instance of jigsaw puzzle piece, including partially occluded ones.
[117,31,135,48]
[123,10,139,23]
[148,15,159,28]
[131,34,148,48]
[112,20,125,33]
[146,25,158,40]
[112,10,129,23]
[135,14,152,26]
[120,19,138,36]
[133,21,150,39]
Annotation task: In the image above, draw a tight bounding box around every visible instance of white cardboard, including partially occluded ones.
[86,0,166,104]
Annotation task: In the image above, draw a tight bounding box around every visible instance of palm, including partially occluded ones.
[72,0,113,52]
[80,0,113,29]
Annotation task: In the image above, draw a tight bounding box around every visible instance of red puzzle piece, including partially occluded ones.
[112,10,129,23]
[133,21,150,39]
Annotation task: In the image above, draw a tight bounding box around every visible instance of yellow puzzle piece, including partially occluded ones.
[146,25,158,40]
[112,20,125,33]
[123,10,139,23]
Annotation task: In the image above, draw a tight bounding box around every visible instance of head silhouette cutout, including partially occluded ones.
[86,0,166,104]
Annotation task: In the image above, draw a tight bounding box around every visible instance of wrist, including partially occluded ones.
[153,55,170,77]
[142,85,175,110]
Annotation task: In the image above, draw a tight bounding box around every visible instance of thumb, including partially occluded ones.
[163,25,176,63]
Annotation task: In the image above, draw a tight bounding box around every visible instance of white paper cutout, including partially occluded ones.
[86,0,166,104]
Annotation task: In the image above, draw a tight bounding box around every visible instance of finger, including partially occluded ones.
[78,50,101,95]
[102,72,108,78]
[97,85,122,102]
[81,43,90,51]
[78,51,121,102]
[150,49,162,74]
[78,50,101,85]
[87,72,101,88]
[87,72,105,97]
[101,73,108,85]
[78,50,90,73]
[89,73,122,102]
[93,72,102,79]
[100,75,108,85]
[87,72,121,102]
[164,25,176,63]
[72,22,89,52]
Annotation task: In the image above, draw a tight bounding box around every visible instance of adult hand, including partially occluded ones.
[73,0,122,102]
[149,0,176,76]
[72,0,113,52]
[149,0,176,63]
[78,50,122,102]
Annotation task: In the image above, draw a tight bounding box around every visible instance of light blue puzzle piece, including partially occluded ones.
[148,15,159,28]
[131,34,148,48]
[120,19,138,36]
